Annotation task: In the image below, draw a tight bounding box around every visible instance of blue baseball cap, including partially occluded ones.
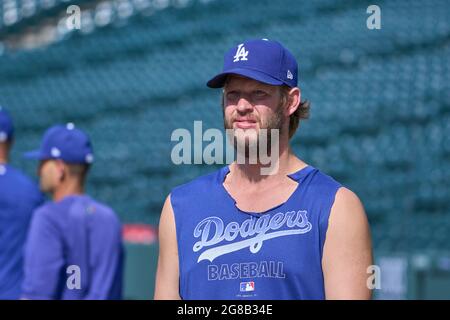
[24,123,94,164]
[207,38,298,88]
[0,106,14,143]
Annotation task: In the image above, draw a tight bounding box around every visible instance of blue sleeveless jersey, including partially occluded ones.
[171,165,342,300]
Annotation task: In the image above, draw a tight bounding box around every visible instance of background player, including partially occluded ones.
[155,39,373,300]
[0,106,44,300]
[22,123,123,300]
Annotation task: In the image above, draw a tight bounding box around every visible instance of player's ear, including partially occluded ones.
[56,160,66,181]
[285,87,301,117]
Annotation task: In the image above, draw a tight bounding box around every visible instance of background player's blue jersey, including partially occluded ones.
[22,194,123,300]
[0,164,44,299]
[171,165,342,300]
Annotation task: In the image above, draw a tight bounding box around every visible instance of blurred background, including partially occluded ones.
[0,0,449,299]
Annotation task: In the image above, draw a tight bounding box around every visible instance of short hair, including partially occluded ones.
[279,85,310,139]
[67,163,90,182]
[0,139,13,152]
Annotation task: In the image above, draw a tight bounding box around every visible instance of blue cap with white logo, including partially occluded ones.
[0,106,14,143]
[24,123,94,164]
[207,38,298,88]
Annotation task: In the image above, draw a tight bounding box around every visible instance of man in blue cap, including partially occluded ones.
[155,39,373,300]
[22,123,123,300]
[0,107,44,299]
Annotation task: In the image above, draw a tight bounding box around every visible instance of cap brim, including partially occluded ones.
[23,150,46,160]
[206,68,284,88]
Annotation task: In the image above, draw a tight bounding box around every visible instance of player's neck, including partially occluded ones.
[53,181,85,202]
[229,144,305,185]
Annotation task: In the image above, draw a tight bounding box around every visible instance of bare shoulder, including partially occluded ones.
[154,193,180,300]
[331,187,367,222]
[161,194,173,216]
[327,186,371,244]
[159,194,176,240]
[335,187,364,208]
[323,187,373,299]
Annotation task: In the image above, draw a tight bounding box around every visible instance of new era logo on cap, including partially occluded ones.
[85,153,94,164]
[51,147,61,157]
[207,38,298,88]
[287,70,293,80]
[0,131,7,142]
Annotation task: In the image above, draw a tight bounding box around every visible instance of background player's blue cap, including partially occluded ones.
[207,38,298,88]
[24,123,94,164]
[0,106,14,143]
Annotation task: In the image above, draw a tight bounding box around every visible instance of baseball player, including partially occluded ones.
[155,39,373,300]
[0,107,44,299]
[22,123,123,300]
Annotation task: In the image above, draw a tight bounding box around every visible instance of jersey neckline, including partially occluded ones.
[54,193,90,204]
[218,164,315,216]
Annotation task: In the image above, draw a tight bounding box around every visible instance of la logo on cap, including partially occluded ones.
[233,43,249,62]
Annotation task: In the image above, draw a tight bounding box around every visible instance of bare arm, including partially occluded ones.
[322,187,373,299]
[154,195,181,300]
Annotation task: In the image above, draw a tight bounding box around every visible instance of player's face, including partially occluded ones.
[223,75,286,148]
[38,160,61,193]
